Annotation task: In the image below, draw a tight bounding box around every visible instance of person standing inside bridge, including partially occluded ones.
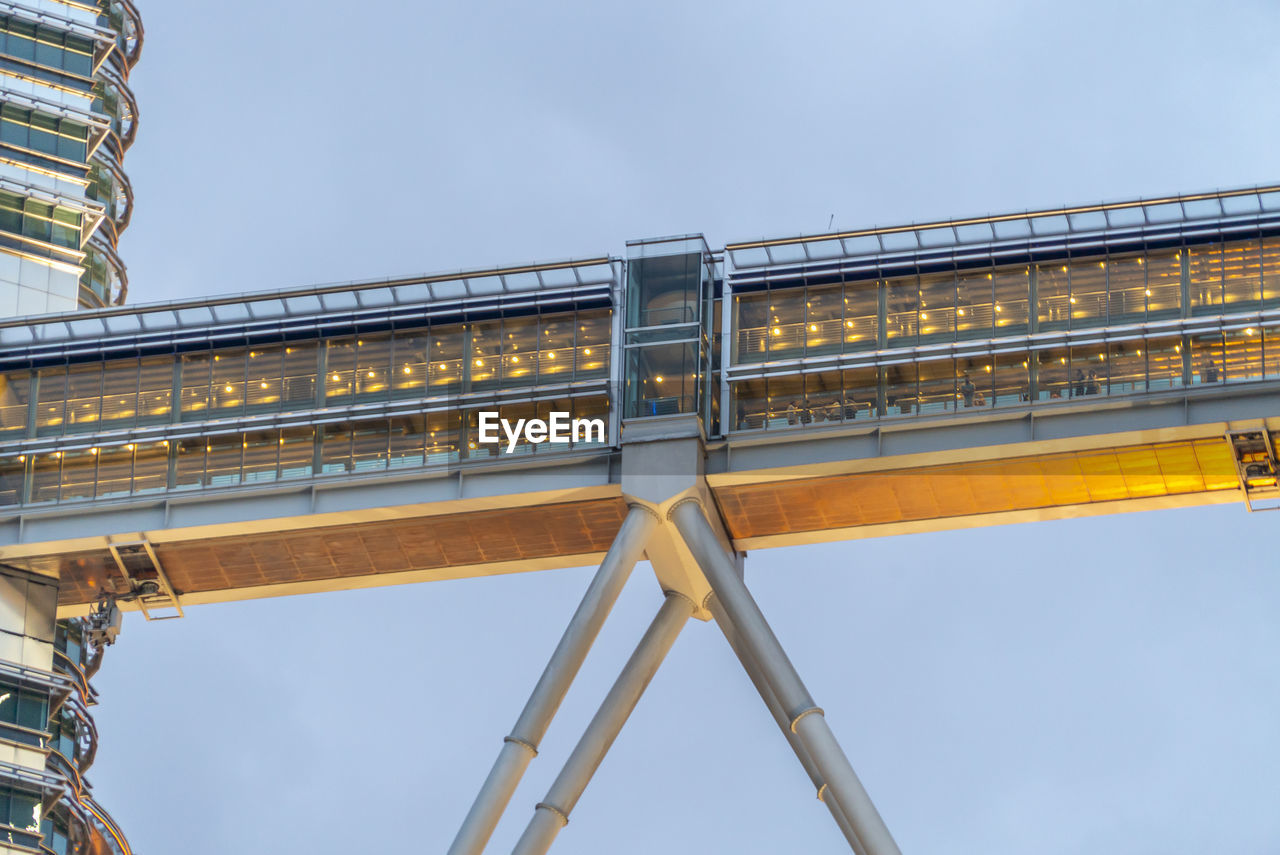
[960,372,976,407]
[1204,360,1220,383]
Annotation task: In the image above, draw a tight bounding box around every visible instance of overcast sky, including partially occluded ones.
[88,2,1280,853]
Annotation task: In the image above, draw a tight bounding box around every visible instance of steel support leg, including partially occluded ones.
[706,593,867,854]
[448,504,659,855]
[669,500,902,855]
[511,591,695,855]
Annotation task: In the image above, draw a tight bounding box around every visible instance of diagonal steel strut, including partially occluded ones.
[448,504,659,855]
[510,591,695,855]
[669,499,902,855]
[707,592,868,854]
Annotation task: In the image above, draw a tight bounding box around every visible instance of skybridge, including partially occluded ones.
[2,183,1279,855]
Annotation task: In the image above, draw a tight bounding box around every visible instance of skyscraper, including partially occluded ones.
[0,2,141,852]
[0,0,141,316]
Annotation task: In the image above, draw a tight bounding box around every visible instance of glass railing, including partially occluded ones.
[730,328,1275,433]
[0,309,612,441]
[0,394,612,507]
[733,237,1280,364]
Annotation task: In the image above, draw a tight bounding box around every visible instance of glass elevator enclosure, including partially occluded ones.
[623,236,717,430]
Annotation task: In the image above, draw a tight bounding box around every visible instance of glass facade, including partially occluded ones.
[0,0,142,316]
[0,3,141,854]
[623,237,716,424]
[728,235,1280,432]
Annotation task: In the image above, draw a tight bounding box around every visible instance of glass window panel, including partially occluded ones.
[63,363,101,434]
[918,273,956,344]
[463,409,493,459]
[839,367,878,419]
[956,270,994,340]
[1188,244,1223,316]
[1265,325,1280,379]
[991,266,1030,335]
[281,343,317,409]
[1222,239,1262,311]
[1223,327,1262,383]
[1145,250,1182,320]
[884,363,917,415]
[136,357,172,426]
[575,311,611,380]
[1069,258,1108,328]
[324,339,356,404]
[15,690,44,731]
[917,358,956,414]
[1261,237,1280,307]
[539,315,575,383]
[179,352,212,421]
[1190,332,1224,385]
[388,417,425,468]
[734,292,769,363]
[804,371,843,423]
[33,39,60,69]
[1069,345,1106,398]
[0,457,22,506]
[0,372,30,435]
[429,326,463,393]
[765,375,804,428]
[572,395,610,448]
[391,331,428,398]
[766,287,804,360]
[470,322,501,391]
[94,445,131,498]
[1146,337,1184,391]
[240,431,279,483]
[732,378,767,430]
[486,401,537,456]
[98,359,138,427]
[841,278,877,352]
[956,356,992,409]
[209,351,246,417]
[320,424,352,474]
[426,410,460,464]
[173,439,205,490]
[30,453,61,502]
[11,790,37,832]
[804,285,842,357]
[0,687,16,724]
[204,436,243,487]
[35,367,68,436]
[1035,348,1070,401]
[352,336,391,402]
[1106,255,1147,324]
[278,427,314,479]
[885,276,918,347]
[132,441,169,494]
[990,352,1029,408]
[58,450,94,501]
[245,347,284,414]
[1107,341,1145,395]
[1035,263,1070,332]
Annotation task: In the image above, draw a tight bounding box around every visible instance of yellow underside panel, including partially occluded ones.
[714,438,1239,541]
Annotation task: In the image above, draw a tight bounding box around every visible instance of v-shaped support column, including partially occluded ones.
[669,498,902,855]
[448,504,659,855]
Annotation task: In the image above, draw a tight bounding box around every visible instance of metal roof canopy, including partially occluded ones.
[0,256,622,362]
[724,183,1280,277]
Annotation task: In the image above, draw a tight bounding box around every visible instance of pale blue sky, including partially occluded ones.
[90,1,1280,852]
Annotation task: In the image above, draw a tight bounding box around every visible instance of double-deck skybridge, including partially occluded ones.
[2,184,1279,853]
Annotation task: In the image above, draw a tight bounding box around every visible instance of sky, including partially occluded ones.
[86,1,1280,853]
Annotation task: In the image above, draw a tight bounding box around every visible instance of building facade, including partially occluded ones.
[0,1,140,853]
